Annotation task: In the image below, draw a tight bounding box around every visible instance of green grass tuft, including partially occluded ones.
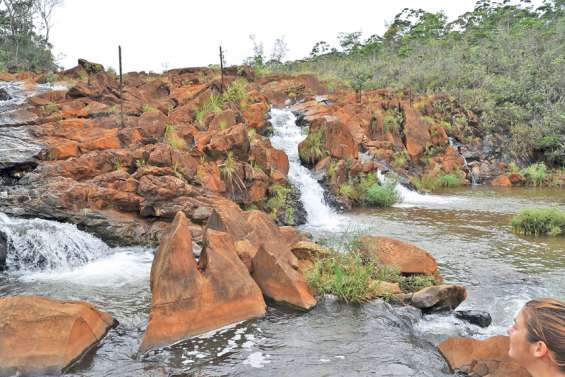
[511,207,565,236]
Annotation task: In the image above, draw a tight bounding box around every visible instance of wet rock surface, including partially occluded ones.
[455,310,492,328]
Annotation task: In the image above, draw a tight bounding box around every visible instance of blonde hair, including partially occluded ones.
[523,298,565,372]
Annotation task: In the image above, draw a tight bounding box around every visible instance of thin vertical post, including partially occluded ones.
[219,46,224,93]
[119,45,124,127]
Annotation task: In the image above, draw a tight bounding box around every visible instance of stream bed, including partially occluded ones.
[0,104,563,376]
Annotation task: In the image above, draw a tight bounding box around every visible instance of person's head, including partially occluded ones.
[508,298,565,374]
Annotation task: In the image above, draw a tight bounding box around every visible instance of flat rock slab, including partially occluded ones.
[0,126,43,170]
[0,295,117,377]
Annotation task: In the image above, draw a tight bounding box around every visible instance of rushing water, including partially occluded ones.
[0,106,564,376]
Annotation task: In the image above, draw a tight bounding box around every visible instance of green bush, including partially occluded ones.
[362,183,399,207]
[267,184,292,218]
[195,94,223,122]
[511,208,565,237]
[142,104,158,113]
[163,123,186,149]
[522,163,547,186]
[299,129,326,164]
[392,150,408,169]
[438,174,462,188]
[306,251,380,304]
[223,78,248,104]
[399,275,436,293]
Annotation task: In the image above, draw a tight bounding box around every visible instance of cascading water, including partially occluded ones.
[269,108,343,230]
[449,137,479,185]
[0,213,111,271]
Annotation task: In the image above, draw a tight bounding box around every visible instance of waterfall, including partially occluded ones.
[268,108,343,230]
[0,213,111,271]
[376,170,460,207]
[449,137,479,185]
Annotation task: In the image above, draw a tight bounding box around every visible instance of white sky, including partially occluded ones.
[51,1,482,73]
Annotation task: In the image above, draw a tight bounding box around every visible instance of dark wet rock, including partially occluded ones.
[0,230,7,271]
[276,185,306,226]
[455,310,492,328]
[411,285,467,313]
[0,88,11,101]
[0,109,38,127]
[0,126,43,171]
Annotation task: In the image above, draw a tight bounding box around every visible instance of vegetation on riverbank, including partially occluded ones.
[511,207,565,236]
[260,0,565,168]
[305,237,435,303]
[335,171,400,207]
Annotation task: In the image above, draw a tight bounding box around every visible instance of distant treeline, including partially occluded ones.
[266,0,565,166]
[0,0,61,72]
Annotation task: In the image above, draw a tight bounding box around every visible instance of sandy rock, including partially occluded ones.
[140,212,266,352]
[359,236,438,276]
[491,175,512,187]
[438,336,531,377]
[411,285,467,312]
[0,295,117,377]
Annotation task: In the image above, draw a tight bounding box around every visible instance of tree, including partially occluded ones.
[32,0,62,45]
[246,34,265,67]
[270,37,288,63]
[310,40,331,58]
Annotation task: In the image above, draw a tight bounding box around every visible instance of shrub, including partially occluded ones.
[299,129,326,164]
[267,184,291,213]
[522,162,547,186]
[392,150,409,169]
[383,108,402,133]
[438,174,462,187]
[195,94,223,122]
[223,78,248,104]
[142,104,158,113]
[42,101,58,114]
[511,208,565,236]
[362,183,399,207]
[338,183,357,200]
[399,275,436,293]
[306,251,379,304]
[163,123,186,149]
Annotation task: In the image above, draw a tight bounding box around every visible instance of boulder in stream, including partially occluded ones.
[0,88,11,101]
[140,211,266,353]
[455,310,492,328]
[411,284,467,313]
[359,236,439,276]
[438,335,531,377]
[0,295,117,377]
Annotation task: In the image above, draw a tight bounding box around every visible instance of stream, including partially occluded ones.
[0,91,564,376]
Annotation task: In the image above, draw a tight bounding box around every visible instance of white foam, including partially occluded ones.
[243,352,270,368]
[269,108,344,231]
[20,248,153,286]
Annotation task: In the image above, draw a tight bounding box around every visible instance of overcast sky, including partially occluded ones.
[51,1,483,73]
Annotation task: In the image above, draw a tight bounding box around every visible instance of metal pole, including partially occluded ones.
[119,45,124,127]
[219,46,224,93]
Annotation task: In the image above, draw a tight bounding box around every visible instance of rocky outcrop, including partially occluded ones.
[438,336,530,377]
[410,285,467,312]
[0,295,117,377]
[140,212,266,352]
[359,236,439,276]
[0,88,11,101]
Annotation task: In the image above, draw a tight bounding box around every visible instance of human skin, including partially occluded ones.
[508,309,565,377]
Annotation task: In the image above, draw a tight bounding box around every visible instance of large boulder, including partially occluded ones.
[139,212,266,352]
[438,336,531,377]
[359,236,438,276]
[0,295,117,377]
[252,241,317,310]
[401,101,432,159]
[410,284,467,313]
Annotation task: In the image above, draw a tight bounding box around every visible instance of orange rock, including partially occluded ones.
[80,129,121,151]
[0,295,117,376]
[438,336,530,377]
[411,285,467,312]
[401,101,431,159]
[252,241,317,310]
[508,173,525,185]
[267,148,289,175]
[140,212,266,352]
[205,123,250,160]
[360,236,438,275]
[45,138,80,160]
[491,175,512,187]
